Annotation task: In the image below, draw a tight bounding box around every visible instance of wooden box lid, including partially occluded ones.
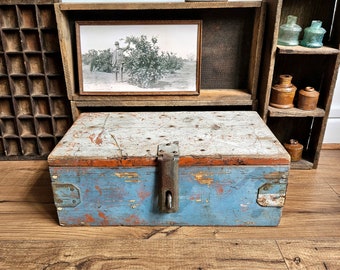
[48,111,290,167]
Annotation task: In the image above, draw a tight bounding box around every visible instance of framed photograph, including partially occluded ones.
[75,20,202,95]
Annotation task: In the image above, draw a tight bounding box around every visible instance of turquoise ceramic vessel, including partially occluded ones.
[300,20,326,48]
[278,15,302,46]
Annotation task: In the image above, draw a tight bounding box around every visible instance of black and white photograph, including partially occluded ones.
[76,20,202,95]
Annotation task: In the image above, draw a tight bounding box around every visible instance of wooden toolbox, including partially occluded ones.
[48,111,290,226]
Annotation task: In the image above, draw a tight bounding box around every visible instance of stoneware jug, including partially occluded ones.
[284,139,303,162]
[298,86,320,110]
[270,74,297,109]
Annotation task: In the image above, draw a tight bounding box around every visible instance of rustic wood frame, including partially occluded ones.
[54,2,265,119]
[75,20,202,96]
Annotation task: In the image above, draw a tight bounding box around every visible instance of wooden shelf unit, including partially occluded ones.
[258,0,340,169]
[55,1,265,119]
[0,3,72,160]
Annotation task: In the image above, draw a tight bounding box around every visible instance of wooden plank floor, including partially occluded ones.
[0,150,339,269]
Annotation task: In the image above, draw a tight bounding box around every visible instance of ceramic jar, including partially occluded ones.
[284,139,303,162]
[270,74,297,109]
[278,15,302,46]
[297,86,320,110]
[300,20,326,48]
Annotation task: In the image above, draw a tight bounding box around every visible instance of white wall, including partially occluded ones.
[324,68,340,143]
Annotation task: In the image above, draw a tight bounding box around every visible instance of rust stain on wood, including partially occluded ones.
[98,211,109,225]
[190,194,201,201]
[95,185,102,196]
[85,214,95,223]
[89,131,104,145]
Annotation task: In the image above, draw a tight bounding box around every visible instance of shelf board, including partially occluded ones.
[290,158,314,170]
[277,45,339,55]
[58,2,262,11]
[70,89,253,107]
[268,106,325,118]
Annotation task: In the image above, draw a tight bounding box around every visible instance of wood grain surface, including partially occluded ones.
[1,239,288,270]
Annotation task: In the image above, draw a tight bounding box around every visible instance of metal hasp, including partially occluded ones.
[157,141,179,213]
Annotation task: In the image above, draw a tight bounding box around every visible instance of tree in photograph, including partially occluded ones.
[82,49,98,71]
[82,49,113,73]
[124,35,183,88]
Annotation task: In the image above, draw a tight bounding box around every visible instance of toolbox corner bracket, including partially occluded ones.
[52,183,81,208]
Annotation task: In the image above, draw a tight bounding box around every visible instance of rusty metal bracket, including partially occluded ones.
[52,183,81,208]
[257,182,287,208]
[157,141,179,213]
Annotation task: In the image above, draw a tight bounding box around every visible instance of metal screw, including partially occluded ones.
[293,257,301,265]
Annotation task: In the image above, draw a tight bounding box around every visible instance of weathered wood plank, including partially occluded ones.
[48,111,290,166]
[54,3,75,101]
[277,240,340,270]
[0,239,287,270]
[268,106,326,118]
[277,45,339,55]
[71,89,253,107]
[0,161,52,203]
[257,0,282,120]
[58,2,262,11]
[249,4,266,100]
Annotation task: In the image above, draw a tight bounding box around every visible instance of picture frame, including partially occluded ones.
[75,20,202,95]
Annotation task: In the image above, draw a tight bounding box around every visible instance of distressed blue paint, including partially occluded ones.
[50,165,289,226]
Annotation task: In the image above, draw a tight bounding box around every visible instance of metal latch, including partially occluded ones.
[157,141,179,213]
